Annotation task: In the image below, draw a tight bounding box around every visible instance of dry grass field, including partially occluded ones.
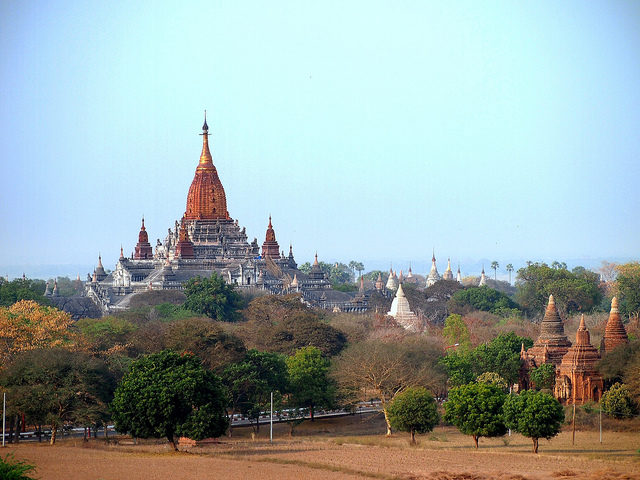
[5,414,639,480]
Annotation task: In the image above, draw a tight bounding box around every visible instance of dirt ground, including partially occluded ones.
[4,414,640,480]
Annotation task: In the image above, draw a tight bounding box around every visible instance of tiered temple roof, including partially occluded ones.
[133,218,153,260]
[601,296,629,355]
[175,217,195,259]
[525,294,572,367]
[386,269,398,291]
[443,258,454,280]
[554,315,603,404]
[261,216,281,259]
[375,272,384,291]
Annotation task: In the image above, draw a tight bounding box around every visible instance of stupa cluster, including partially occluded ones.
[520,295,629,405]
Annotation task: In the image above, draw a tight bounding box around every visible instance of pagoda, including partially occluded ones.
[554,315,604,404]
[600,297,629,355]
[442,258,454,280]
[425,251,441,287]
[387,283,419,331]
[261,216,281,259]
[524,295,572,368]
[133,218,153,260]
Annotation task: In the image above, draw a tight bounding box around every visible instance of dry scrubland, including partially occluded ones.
[6,414,640,480]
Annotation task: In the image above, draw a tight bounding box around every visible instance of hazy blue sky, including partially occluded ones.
[1,1,639,279]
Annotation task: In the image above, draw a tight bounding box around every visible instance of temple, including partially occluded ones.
[85,116,368,315]
[522,295,572,370]
[425,252,441,287]
[387,283,419,331]
[554,315,604,404]
[600,297,629,355]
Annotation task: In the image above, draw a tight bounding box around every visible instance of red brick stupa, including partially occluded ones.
[133,218,153,259]
[525,294,572,367]
[600,297,629,355]
[184,113,230,220]
[261,216,280,259]
[174,218,194,259]
[554,315,604,404]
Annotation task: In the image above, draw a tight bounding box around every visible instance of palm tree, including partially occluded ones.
[491,261,499,280]
[506,264,514,284]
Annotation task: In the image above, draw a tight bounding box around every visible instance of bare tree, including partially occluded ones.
[331,337,445,436]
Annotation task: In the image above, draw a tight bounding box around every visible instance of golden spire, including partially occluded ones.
[199,110,213,169]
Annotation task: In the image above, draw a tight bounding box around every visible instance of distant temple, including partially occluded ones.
[425,251,441,287]
[387,283,419,331]
[84,116,367,315]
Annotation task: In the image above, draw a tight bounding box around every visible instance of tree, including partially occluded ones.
[440,350,475,387]
[442,314,471,350]
[506,264,514,285]
[387,387,440,444]
[503,390,564,453]
[240,294,347,356]
[515,263,602,317]
[165,317,246,373]
[75,316,137,353]
[614,262,640,319]
[476,372,508,390]
[286,346,335,421]
[0,300,76,365]
[530,363,555,391]
[473,332,533,386]
[111,350,228,450]
[0,349,116,445]
[491,261,499,281]
[449,287,521,317]
[444,383,507,448]
[333,338,445,436]
[0,278,48,307]
[600,383,638,419]
[221,349,288,433]
[183,273,242,321]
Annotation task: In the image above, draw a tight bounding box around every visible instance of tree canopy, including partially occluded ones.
[600,383,638,419]
[614,262,640,319]
[387,387,440,444]
[183,273,242,321]
[286,346,335,420]
[515,263,602,317]
[449,286,521,317]
[503,390,564,453]
[0,278,48,307]
[111,350,228,450]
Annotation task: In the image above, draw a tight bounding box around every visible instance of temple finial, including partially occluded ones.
[203,110,208,132]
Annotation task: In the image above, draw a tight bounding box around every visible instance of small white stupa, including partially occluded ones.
[387,283,419,331]
[426,251,441,287]
[385,268,398,291]
[478,266,487,286]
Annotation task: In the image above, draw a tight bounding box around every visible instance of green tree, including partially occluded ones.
[503,390,564,453]
[286,346,335,421]
[221,349,288,433]
[444,383,507,448]
[491,261,499,280]
[387,387,440,444]
[442,314,471,350]
[615,262,640,319]
[183,273,242,321]
[111,350,228,450]
[0,349,116,445]
[506,264,514,285]
[515,263,602,317]
[449,286,521,317]
[439,351,475,387]
[0,277,48,307]
[476,372,508,390]
[600,382,638,419]
[473,333,533,386]
[530,363,555,391]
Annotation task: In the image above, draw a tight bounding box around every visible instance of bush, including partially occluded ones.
[601,382,638,419]
[0,454,37,480]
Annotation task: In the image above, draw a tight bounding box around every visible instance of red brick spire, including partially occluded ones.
[175,217,195,259]
[134,217,153,259]
[184,113,230,220]
[602,297,629,355]
[261,215,280,259]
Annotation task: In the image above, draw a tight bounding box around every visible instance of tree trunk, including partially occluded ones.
[532,438,538,453]
[473,435,479,449]
[227,408,234,437]
[310,405,314,422]
[410,429,416,445]
[383,408,392,436]
[50,425,57,445]
[289,422,294,437]
[37,424,42,443]
[15,415,20,444]
[83,427,88,442]
[104,424,108,438]
[8,416,15,444]
[167,434,178,451]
